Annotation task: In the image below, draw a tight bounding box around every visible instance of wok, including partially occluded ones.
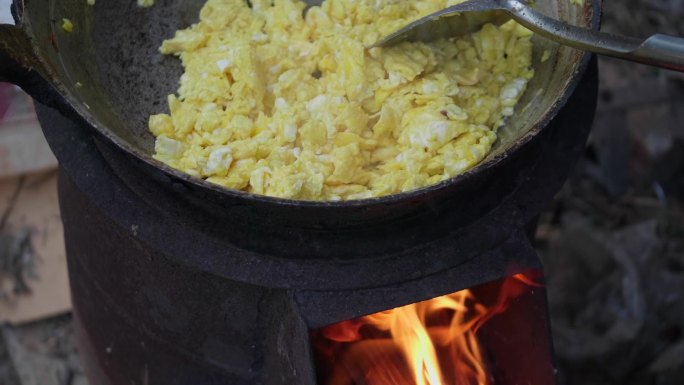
[0,0,599,260]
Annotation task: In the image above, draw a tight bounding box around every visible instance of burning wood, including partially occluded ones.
[312,274,540,385]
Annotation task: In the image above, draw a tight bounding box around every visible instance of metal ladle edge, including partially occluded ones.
[372,0,684,72]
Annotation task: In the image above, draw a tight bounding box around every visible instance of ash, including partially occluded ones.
[0,229,38,302]
[0,176,39,303]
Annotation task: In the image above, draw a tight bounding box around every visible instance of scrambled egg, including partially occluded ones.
[149,0,534,201]
[61,18,74,33]
[138,0,155,7]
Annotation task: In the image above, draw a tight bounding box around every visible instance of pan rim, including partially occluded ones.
[25,0,600,209]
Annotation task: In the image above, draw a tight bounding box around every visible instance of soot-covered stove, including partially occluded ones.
[37,57,597,385]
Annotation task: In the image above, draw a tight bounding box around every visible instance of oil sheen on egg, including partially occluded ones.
[149,0,535,201]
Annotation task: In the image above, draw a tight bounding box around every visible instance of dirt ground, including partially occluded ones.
[1,0,683,384]
[537,1,684,384]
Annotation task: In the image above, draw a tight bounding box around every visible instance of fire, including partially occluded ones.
[311,273,540,385]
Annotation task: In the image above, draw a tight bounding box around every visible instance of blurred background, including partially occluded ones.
[1,0,683,384]
[537,1,684,384]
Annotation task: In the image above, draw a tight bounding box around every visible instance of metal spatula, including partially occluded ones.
[371,0,684,72]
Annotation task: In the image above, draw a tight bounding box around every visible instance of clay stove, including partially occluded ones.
[37,55,597,385]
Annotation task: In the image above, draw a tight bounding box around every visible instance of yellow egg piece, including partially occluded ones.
[149,0,535,201]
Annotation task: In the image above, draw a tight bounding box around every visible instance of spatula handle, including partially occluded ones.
[630,34,684,72]
[506,0,684,72]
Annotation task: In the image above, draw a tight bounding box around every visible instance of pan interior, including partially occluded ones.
[27,0,591,180]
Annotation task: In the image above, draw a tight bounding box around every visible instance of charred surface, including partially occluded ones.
[36,59,597,385]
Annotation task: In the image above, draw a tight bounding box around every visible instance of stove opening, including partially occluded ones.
[310,269,555,385]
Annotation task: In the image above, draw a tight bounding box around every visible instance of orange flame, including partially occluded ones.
[312,273,540,385]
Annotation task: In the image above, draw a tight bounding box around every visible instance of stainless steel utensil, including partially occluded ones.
[372,0,684,72]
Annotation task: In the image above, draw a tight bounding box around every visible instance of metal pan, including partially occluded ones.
[0,0,599,258]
